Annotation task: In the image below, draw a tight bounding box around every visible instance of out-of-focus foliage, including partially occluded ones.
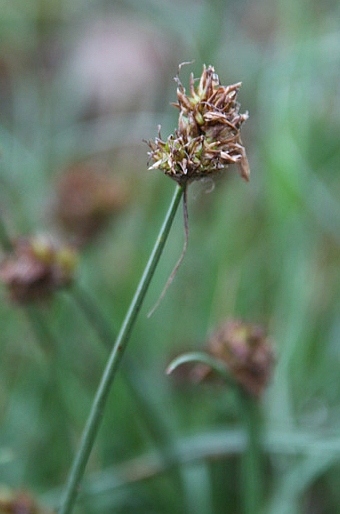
[0,0,340,513]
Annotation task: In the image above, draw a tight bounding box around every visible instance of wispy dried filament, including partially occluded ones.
[147,64,250,184]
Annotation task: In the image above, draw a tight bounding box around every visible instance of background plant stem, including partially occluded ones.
[238,392,262,514]
[0,214,12,252]
[59,183,185,514]
[167,351,264,513]
[71,283,117,350]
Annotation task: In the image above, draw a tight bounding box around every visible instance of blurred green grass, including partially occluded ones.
[0,0,340,513]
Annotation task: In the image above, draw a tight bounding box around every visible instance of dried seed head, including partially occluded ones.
[54,163,128,246]
[147,64,250,184]
[207,320,274,398]
[0,487,53,514]
[0,235,78,304]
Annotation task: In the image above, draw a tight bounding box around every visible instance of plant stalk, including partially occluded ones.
[0,213,12,252]
[59,183,185,514]
[71,283,116,351]
[238,392,262,514]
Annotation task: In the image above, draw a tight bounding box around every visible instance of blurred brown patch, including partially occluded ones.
[54,162,128,246]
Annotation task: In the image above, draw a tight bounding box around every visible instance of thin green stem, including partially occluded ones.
[0,213,13,252]
[59,183,185,514]
[71,283,116,351]
[238,392,262,514]
[71,282,178,460]
[24,305,59,356]
[71,283,187,513]
[167,350,263,512]
[167,351,263,512]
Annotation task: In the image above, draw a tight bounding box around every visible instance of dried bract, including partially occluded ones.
[0,235,78,304]
[147,64,249,184]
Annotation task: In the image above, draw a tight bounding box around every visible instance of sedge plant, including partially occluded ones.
[59,63,250,514]
[0,63,250,514]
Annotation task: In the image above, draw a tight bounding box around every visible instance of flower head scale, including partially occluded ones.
[147,64,250,185]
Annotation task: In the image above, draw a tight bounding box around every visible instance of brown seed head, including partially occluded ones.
[147,64,250,184]
[207,320,274,398]
[0,235,78,304]
[54,163,127,246]
[0,488,53,514]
